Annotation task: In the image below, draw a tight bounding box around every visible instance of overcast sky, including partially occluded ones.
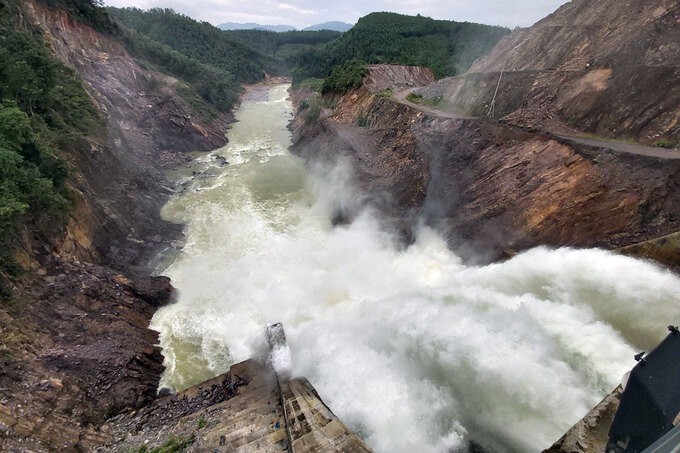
[103,0,569,29]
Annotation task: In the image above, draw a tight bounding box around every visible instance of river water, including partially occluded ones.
[151,84,680,452]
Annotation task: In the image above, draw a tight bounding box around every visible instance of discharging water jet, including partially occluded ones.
[151,83,680,453]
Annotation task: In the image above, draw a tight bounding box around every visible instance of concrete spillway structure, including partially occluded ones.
[106,324,372,452]
[266,323,373,452]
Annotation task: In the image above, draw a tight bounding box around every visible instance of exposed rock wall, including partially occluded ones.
[0,262,172,451]
[1,3,235,451]
[292,65,680,262]
[26,0,232,267]
[416,0,680,145]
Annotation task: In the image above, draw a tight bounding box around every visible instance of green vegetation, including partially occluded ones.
[406,92,424,103]
[321,60,368,94]
[304,102,322,125]
[39,0,118,34]
[224,29,341,61]
[105,9,507,106]
[108,8,280,83]
[135,434,196,453]
[299,95,324,124]
[405,92,442,106]
[108,8,256,113]
[0,0,103,284]
[197,417,207,429]
[298,78,325,92]
[290,12,509,82]
[653,139,675,149]
[106,8,342,113]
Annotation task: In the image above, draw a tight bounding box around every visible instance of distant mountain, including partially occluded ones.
[218,22,295,32]
[217,21,353,33]
[291,12,509,81]
[303,21,353,32]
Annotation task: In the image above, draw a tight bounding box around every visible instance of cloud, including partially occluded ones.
[276,2,315,15]
[103,0,568,29]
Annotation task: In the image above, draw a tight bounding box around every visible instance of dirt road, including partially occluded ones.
[392,88,680,160]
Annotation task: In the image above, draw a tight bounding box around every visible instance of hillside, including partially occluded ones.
[224,28,342,61]
[0,0,239,449]
[110,8,347,83]
[413,0,680,146]
[0,0,97,287]
[290,0,680,270]
[108,7,283,84]
[290,12,509,82]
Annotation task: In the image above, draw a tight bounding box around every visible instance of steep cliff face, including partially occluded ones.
[415,0,679,146]
[0,3,234,451]
[292,65,680,262]
[25,0,232,267]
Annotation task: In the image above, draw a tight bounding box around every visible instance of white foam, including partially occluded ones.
[152,83,680,452]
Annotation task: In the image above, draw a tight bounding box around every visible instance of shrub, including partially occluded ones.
[321,60,368,94]
[653,139,674,149]
[298,78,324,92]
[304,103,322,124]
[406,92,424,103]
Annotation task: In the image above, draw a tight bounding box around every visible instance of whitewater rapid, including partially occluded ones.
[151,84,680,452]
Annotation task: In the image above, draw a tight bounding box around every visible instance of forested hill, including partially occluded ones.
[0,0,102,287]
[107,8,509,92]
[108,7,283,83]
[289,12,510,82]
[107,7,341,106]
[223,29,341,61]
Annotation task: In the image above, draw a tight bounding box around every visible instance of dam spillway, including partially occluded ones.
[150,83,680,452]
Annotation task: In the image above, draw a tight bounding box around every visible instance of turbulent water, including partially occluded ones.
[152,84,680,452]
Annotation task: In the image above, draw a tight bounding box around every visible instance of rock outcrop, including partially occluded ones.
[292,65,680,262]
[1,2,234,451]
[0,261,172,451]
[26,0,232,267]
[414,0,680,146]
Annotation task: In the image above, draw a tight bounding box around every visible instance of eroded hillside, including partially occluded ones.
[0,1,234,450]
[292,62,680,264]
[414,0,679,146]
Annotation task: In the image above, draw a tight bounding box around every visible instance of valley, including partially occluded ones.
[0,0,678,452]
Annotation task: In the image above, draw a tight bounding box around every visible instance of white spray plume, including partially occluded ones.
[151,84,680,453]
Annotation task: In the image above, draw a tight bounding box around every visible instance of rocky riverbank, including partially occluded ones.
[0,2,238,450]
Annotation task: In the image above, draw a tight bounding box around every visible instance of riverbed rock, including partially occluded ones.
[0,258,172,451]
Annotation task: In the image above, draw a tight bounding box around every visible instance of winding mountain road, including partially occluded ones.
[393,87,474,119]
[392,87,680,160]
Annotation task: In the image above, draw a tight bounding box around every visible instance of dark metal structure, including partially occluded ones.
[607,326,680,452]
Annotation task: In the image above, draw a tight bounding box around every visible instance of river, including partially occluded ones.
[151,83,680,452]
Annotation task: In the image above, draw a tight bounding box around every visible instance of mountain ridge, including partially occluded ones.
[218,20,353,32]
